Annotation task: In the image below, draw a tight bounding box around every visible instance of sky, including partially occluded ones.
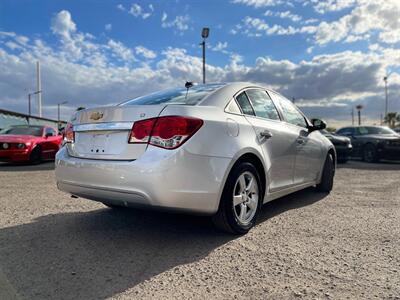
[0,0,399,127]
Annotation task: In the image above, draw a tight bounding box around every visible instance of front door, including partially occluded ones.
[236,89,296,192]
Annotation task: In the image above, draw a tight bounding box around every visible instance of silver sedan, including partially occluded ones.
[55,82,335,234]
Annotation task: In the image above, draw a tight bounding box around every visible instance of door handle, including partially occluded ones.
[259,130,273,139]
[296,138,305,144]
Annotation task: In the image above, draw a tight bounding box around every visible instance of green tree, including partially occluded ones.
[384,112,400,128]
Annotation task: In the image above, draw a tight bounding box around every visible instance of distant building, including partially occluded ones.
[0,109,66,130]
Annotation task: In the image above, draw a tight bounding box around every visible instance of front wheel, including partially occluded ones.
[212,162,262,234]
[316,153,334,193]
[29,146,42,164]
[363,144,378,163]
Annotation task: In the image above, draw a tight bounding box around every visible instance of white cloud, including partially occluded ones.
[51,10,76,38]
[161,12,167,22]
[161,15,190,32]
[232,0,283,8]
[118,3,153,19]
[135,46,157,59]
[235,0,400,46]
[212,42,228,53]
[1,9,400,124]
[105,24,112,31]
[264,10,302,22]
[312,0,356,14]
[107,39,135,62]
[311,0,400,45]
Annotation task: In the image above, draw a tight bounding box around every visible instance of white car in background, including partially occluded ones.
[55,82,335,234]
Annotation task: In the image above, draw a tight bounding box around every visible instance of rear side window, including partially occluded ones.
[271,92,307,128]
[225,99,242,114]
[336,127,354,136]
[235,92,255,116]
[121,83,225,106]
[245,89,280,121]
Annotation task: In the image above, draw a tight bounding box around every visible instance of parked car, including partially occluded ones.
[335,126,400,162]
[0,125,63,163]
[320,129,352,163]
[55,82,336,234]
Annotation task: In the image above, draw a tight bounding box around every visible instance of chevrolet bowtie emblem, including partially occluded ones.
[90,111,104,121]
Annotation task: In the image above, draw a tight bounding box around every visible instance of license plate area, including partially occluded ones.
[75,131,129,155]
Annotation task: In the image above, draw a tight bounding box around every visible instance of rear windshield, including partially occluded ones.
[120,83,225,106]
[358,126,395,135]
[0,126,43,136]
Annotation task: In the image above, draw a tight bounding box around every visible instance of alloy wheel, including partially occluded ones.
[232,171,259,225]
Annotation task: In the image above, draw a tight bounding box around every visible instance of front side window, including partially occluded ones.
[45,128,56,136]
[245,89,280,121]
[336,127,354,136]
[271,92,307,128]
[235,92,255,116]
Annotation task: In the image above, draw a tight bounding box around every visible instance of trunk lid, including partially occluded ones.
[67,105,166,160]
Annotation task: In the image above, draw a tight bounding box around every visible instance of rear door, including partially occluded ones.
[235,89,296,192]
[270,92,322,184]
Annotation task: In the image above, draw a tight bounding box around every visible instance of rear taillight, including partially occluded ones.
[64,122,74,143]
[129,116,203,149]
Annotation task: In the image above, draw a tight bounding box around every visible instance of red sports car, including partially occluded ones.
[0,125,63,163]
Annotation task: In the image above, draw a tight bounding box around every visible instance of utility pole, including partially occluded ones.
[28,93,31,117]
[57,101,68,130]
[200,28,209,84]
[383,72,393,121]
[351,108,354,125]
[356,105,363,126]
[36,61,42,117]
[384,75,388,118]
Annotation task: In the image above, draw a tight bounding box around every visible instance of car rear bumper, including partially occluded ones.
[55,146,231,215]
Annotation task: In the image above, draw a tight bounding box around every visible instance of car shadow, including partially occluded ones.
[0,188,326,300]
[258,187,326,222]
[337,160,400,170]
[0,161,55,172]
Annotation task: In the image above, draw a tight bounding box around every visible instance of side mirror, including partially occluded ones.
[45,132,52,138]
[309,118,326,132]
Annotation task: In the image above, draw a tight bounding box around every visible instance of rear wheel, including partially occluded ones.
[213,162,262,234]
[363,144,378,163]
[316,153,334,193]
[29,146,42,164]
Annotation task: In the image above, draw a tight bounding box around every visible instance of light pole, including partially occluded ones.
[356,104,363,125]
[57,101,68,130]
[383,72,392,119]
[200,27,209,84]
[27,90,41,123]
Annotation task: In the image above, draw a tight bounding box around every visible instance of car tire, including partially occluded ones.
[29,146,42,164]
[316,153,334,193]
[212,162,263,234]
[363,144,378,163]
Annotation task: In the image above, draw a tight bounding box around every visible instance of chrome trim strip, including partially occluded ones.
[74,122,133,132]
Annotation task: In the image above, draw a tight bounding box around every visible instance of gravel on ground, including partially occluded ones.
[0,161,399,299]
